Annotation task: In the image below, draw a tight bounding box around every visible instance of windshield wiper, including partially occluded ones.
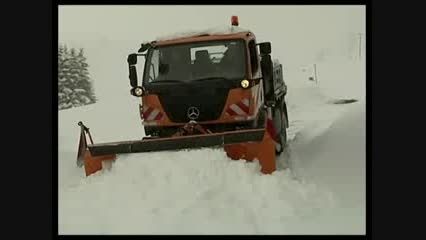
[150,80,186,84]
[193,77,231,82]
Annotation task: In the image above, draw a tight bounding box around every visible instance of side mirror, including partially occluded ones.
[260,53,275,105]
[129,65,138,88]
[127,54,138,87]
[127,53,137,65]
[138,43,151,53]
[259,42,271,55]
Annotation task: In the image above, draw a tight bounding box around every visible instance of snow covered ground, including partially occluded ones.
[58,59,365,235]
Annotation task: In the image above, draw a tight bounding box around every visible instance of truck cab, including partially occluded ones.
[127,20,288,153]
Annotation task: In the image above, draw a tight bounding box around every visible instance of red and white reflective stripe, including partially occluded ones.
[142,106,164,121]
[226,98,250,116]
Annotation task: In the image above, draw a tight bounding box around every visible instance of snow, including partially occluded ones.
[59,148,335,234]
[63,88,72,94]
[288,100,366,233]
[155,25,250,42]
[74,89,86,93]
[58,58,365,234]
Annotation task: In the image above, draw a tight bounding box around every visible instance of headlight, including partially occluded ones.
[133,87,144,96]
[241,79,250,88]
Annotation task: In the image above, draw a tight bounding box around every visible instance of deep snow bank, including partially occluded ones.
[288,100,366,234]
[59,148,336,234]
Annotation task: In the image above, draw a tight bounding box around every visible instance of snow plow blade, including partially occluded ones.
[77,121,276,177]
[88,128,265,156]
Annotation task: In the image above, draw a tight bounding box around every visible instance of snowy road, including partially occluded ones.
[58,62,365,234]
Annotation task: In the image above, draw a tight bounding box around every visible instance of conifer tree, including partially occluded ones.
[58,44,96,110]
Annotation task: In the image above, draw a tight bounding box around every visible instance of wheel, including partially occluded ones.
[274,103,287,155]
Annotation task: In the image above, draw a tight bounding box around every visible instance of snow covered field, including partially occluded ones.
[58,60,365,235]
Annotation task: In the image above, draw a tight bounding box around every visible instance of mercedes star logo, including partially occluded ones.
[187,106,200,120]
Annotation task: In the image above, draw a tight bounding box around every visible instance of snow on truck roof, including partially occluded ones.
[155,25,251,42]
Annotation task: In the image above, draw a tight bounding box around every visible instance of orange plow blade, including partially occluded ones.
[82,150,116,177]
[76,122,116,176]
[76,119,277,177]
[224,130,276,174]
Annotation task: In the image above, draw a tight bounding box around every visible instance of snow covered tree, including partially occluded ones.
[58,44,73,110]
[75,48,96,104]
[58,44,96,110]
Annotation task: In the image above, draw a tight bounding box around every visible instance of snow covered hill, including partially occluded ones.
[58,59,365,234]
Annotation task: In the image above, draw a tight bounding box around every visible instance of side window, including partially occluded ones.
[248,40,258,74]
[148,49,159,82]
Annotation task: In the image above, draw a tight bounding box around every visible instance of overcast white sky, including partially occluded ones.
[59,5,365,101]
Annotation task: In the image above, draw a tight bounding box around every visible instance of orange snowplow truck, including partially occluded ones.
[77,17,289,176]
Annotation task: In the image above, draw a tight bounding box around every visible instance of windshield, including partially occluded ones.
[143,40,246,84]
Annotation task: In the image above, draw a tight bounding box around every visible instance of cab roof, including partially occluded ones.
[152,26,254,47]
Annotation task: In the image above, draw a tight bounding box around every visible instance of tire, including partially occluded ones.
[274,103,287,155]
